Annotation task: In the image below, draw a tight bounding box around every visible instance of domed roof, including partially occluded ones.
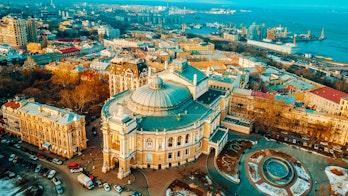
[128,76,192,116]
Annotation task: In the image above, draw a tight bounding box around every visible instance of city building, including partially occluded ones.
[26,18,38,43]
[304,86,348,116]
[101,61,229,179]
[238,55,266,68]
[0,16,28,49]
[247,39,300,54]
[229,88,348,154]
[109,57,148,97]
[1,98,87,159]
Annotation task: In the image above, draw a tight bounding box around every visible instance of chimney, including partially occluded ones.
[193,74,197,85]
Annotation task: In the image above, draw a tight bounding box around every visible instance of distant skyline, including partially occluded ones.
[80,0,348,9]
[6,0,348,9]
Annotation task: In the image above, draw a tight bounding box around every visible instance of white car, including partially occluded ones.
[113,184,123,193]
[14,143,21,149]
[47,170,56,179]
[9,154,15,162]
[52,158,63,165]
[103,183,111,192]
[1,139,7,143]
[52,177,62,186]
[29,155,38,161]
[70,168,83,173]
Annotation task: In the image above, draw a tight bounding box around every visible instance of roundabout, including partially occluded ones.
[246,149,311,196]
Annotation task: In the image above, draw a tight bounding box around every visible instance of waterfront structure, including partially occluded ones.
[247,39,299,54]
[109,57,148,97]
[1,98,87,159]
[304,86,348,116]
[0,16,28,49]
[101,61,229,179]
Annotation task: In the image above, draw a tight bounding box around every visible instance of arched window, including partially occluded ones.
[146,138,153,149]
[168,137,173,147]
[177,136,182,146]
[185,134,190,144]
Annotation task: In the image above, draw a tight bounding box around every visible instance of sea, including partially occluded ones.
[81,1,348,63]
[182,7,348,63]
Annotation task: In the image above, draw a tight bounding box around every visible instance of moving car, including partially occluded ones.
[103,183,111,191]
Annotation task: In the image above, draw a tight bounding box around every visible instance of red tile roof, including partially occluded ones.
[309,86,348,104]
[59,47,80,54]
[3,101,20,109]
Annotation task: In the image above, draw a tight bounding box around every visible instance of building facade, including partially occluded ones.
[1,98,87,159]
[304,86,348,116]
[101,62,229,179]
[109,58,148,97]
[0,16,28,49]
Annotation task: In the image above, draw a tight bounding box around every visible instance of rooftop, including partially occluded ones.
[59,47,80,54]
[284,78,316,91]
[210,129,227,143]
[19,102,84,125]
[3,101,20,109]
[197,88,225,106]
[309,86,348,104]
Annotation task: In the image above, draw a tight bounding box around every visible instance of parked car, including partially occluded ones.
[46,156,53,162]
[9,154,15,162]
[52,158,62,165]
[29,155,38,161]
[37,153,46,159]
[42,168,49,177]
[47,170,56,179]
[56,185,64,194]
[0,139,7,143]
[96,180,103,188]
[70,168,83,173]
[13,156,19,163]
[113,184,123,193]
[35,165,42,173]
[52,177,62,186]
[130,191,142,196]
[14,143,21,149]
[103,183,111,192]
[68,162,80,169]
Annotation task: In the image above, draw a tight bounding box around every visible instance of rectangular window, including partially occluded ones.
[186,149,189,155]
[177,151,181,158]
[168,153,172,159]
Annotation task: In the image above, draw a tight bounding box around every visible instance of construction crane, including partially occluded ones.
[226,23,232,34]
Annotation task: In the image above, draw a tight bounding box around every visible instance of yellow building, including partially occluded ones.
[109,57,148,97]
[1,98,87,159]
[180,42,215,52]
[229,88,348,151]
[101,62,229,179]
[27,42,42,54]
[0,16,28,49]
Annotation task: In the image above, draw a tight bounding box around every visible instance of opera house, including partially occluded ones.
[101,60,229,179]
